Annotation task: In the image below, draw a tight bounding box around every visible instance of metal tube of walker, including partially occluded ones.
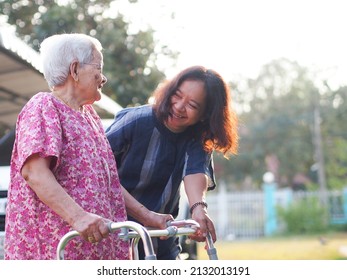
[205,232,218,260]
[120,219,218,260]
[108,221,156,260]
[56,220,156,260]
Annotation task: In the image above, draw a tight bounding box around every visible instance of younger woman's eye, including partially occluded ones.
[188,103,198,110]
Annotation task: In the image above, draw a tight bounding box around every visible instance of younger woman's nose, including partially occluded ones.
[175,99,187,111]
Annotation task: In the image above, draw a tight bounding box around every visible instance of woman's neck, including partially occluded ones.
[52,88,83,112]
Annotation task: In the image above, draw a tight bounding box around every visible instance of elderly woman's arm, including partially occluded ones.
[121,186,173,229]
[21,153,110,243]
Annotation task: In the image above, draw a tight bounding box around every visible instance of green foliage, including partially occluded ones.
[1,0,114,49]
[0,0,174,107]
[323,138,347,190]
[100,20,166,106]
[322,86,347,190]
[219,58,317,188]
[277,197,329,234]
[217,58,347,191]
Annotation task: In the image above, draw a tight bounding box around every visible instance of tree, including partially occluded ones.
[219,58,347,191]
[321,85,347,190]
[0,0,176,107]
[218,58,320,189]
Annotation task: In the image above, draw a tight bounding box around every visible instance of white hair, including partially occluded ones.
[40,33,103,89]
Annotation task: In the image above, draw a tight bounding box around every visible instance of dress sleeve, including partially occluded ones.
[15,94,62,171]
[183,139,216,191]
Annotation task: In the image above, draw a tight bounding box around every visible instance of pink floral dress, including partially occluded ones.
[5,92,129,260]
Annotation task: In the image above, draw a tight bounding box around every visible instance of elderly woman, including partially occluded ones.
[4,33,131,260]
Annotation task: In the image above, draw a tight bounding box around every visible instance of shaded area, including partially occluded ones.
[0,128,14,166]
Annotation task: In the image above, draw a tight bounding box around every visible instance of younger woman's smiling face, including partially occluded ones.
[165,80,207,133]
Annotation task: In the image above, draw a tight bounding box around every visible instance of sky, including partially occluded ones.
[110,0,347,88]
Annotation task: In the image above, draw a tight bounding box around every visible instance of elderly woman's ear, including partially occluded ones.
[70,61,79,82]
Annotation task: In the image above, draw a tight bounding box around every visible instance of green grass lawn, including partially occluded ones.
[197,232,347,260]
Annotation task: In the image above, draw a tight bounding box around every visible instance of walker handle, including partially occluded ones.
[170,219,218,260]
[57,220,156,260]
[120,219,218,260]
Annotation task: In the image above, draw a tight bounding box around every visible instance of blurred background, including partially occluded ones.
[1,0,347,260]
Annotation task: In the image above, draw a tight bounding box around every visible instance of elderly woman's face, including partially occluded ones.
[77,50,107,103]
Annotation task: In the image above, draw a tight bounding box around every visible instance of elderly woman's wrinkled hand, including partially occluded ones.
[72,212,110,243]
[145,211,174,230]
[144,211,174,240]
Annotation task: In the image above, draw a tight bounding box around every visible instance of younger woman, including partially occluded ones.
[106,65,239,259]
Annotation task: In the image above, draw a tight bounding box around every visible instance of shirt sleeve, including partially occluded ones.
[183,139,216,191]
[15,93,62,171]
[105,108,134,164]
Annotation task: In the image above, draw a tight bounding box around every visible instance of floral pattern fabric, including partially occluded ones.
[5,92,129,260]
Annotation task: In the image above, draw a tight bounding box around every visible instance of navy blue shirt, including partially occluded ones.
[106,105,215,219]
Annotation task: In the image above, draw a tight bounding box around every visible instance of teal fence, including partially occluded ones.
[205,183,347,240]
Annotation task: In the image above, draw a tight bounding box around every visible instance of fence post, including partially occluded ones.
[263,172,277,236]
[343,187,347,222]
[217,181,228,238]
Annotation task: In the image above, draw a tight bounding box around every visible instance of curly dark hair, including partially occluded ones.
[152,66,238,157]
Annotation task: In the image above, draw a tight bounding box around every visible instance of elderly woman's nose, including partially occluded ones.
[102,74,107,84]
